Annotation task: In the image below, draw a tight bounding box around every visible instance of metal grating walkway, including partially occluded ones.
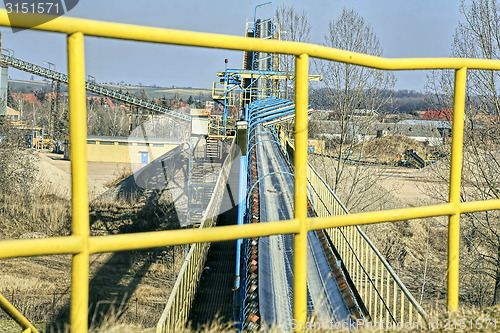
[187,151,241,329]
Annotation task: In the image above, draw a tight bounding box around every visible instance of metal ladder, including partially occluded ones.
[206,138,221,160]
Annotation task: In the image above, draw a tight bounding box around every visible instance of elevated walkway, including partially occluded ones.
[187,149,241,328]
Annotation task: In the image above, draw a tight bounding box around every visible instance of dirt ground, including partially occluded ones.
[37,152,133,199]
[378,166,439,207]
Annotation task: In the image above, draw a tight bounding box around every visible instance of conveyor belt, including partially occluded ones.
[254,126,353,329]
[1,54,190,121]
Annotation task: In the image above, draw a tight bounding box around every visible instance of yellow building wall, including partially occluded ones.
[307,139,325,154]
[87,141,180,163]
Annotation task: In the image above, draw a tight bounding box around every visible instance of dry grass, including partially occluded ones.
[0,157,187,332]
[0,190,71,239]
[104,166,134,189]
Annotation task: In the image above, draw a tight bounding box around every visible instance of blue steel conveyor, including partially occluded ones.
[236,97,364,331]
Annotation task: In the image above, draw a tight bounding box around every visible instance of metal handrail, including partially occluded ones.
[0,292,39,333]
[278,127,427,323]
[309,162,427,319]
[157,139,237,332]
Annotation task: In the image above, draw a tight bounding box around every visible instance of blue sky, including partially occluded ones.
[1,0,461,91]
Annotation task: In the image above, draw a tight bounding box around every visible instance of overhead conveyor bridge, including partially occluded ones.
[1,54,191,121]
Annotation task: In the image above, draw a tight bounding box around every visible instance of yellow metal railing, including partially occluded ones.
[0,10,500,333]
[307,162,427,324]
[207,116,237,137]
[277,126,426,324]
[157,140,238,332]
[0,292,39,333]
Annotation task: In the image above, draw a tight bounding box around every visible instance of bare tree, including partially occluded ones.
[310,8,396,211]
[426,0,500,306]
[275,5,311,99]
[87,101,129,137]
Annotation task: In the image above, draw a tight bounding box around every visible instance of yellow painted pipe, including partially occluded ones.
[374,256,379,321]
[393,279,397,323]
[447,67,467,312]
[309,203,457,230]
[386,267,390,323]
[0,292,39,333]
[0,7,498,331]
[0,236,82,259]
[293,53,309,328]
[90,219,300,254]
[1,11,500,71]
[68,31,90,333]
[460,199,500,213]
[401,289,405,323]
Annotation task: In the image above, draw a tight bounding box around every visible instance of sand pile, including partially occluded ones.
[35,153,109,199]
[36,153,72,198]
[363,134,428,163]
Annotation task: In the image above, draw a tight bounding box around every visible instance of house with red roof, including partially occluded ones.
[422,108,453,121]
[11,93,40,104]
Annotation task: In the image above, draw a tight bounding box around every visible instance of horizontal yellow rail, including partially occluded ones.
[2,11,500,70]
[0,235,82,259]
[0,9,499,333]
[0,200,493,259]
[0,13,492,71]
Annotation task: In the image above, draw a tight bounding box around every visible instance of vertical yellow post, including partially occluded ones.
[386,268,390,323]
[368,249,373,315]
[400,291,405,323]
[293,53,309,328]
[355,230,360,289]
[448,67,467,313]
[364,241,369,303]
[393,280,397,324]
[68,32,90,333]
[374,257,379,320]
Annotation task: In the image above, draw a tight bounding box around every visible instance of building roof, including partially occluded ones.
[190,108,211,117]
[422,109,453,121]
[87,96,115,108]
[398,119,452,129]
[310,119,447,141]
[11,93,40,104]
[87,136,183,144]
[6,106,20,116]
[378,123,440,137]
